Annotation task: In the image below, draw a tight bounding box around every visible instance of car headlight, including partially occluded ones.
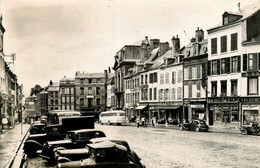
[57,163,61,168]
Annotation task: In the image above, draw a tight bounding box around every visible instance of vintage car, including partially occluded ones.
[54,137,145,168]
[39,129,106,162]
[23,116,95,157]
[56,141,145,168]
[240,123,260,135]
[29,117,47,134]
[179,120,209,132]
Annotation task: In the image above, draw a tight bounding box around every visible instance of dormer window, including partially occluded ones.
[224,16,229,25]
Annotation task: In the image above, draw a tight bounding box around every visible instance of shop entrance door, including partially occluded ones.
[209,110,214,125]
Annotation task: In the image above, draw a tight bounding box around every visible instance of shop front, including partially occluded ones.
[240,97,260,126]
[149,101,182,125]
[135,104,149,122]
[208,97,240,128]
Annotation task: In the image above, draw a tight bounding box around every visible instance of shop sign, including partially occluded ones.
[191,104,204,108]
[242,71,260,77]
[149,101,182,106]
[241,97,260,103]
[242,105,259,109]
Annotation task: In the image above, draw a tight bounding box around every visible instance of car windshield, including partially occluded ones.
[66,132,75,139]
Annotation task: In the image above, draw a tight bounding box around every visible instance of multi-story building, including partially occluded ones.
[24,95,36,123]
[113,44,142,111]
[59,77,75,111]
[107,75,115,110]
[35,90,48,118]
[75,71,111,119]
[207,3,260,129]
[183,28,208,122]
[47,80,60,112]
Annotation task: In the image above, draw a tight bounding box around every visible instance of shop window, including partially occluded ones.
[231,80,237,96]
[243,110,258,125]
[223,110,230,123]
[231,112,238,122]
[221,81,227,96]
[248,77,258,95]
[211,81,217,97]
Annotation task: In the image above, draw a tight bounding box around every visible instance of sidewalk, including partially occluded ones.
[127,122,241,134]
[0,123,30,168]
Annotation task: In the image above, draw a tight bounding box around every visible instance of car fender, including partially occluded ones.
[23,140,44,157]
[57,156,72,163]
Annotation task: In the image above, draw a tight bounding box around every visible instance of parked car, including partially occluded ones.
[157,118,165,124]
[167,117,178,125]
[39,129,106,162]
[179,120,209,132]
[56,141,144,168]
[29,117,47,134]
[54,137,145,168]
[240,122,260,135]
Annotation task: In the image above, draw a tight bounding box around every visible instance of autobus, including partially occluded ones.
[47,110,82,125]
[99,110,126,125]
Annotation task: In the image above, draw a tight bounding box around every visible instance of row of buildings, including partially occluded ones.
[109,3,260,130]
[24,71,113,123]
[26,3,260,130]
[0,16,23,129]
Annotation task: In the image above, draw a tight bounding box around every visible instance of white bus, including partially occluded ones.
[99,110,126,125]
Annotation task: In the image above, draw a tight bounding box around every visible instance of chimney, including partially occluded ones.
[159,42,169,54]
[171,35,180,56]
[195,27,204,42]
[76,71,80,75]
[108,67,111,73]
[141,36,150,58]
[238,3,241,12]
[49,80,53,85]
[150,39,160,50]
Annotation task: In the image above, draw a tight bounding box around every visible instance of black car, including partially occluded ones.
[54,137,145,168]
[179,120,209,132]
[240,123,260,135]
[56,141,144,168]
[39,129,106,162]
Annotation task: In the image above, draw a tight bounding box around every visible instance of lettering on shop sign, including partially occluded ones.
[241,97,260,102]
[242,72,260,77]
[149,101,182,106]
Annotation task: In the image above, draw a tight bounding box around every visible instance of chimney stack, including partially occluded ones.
[195,27,204,42]
[238,3,241,12]
[171,35,180,56]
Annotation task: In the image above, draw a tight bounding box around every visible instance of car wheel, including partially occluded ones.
[241,129,248,135]
[179,126,183,131]
[195,127,200,132]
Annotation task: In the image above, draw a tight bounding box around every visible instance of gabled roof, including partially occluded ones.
[47,82,59,92]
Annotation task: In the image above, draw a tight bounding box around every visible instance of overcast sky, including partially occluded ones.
[0,0,258,96]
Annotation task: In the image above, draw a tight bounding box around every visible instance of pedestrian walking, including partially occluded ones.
[141,117,147,128]
[136,116,140,128]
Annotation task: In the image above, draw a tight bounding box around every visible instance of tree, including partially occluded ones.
[30,84,43,96]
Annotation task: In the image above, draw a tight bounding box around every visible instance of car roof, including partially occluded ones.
[87,141,127,151]
[67,129,104,134]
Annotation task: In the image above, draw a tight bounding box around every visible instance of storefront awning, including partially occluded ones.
[135,105,147,110]
[150,106,181,110]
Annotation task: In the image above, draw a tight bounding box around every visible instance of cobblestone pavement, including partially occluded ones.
[25,124,260,168]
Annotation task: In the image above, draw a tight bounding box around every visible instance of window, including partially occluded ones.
[221,36,227,53]
[154,72,157,83]
[211,38,217,54]
[62,88,65,94]
[145,75,148,84]
[153,88,157,100]
[88,79,92,83]
[221,81,227,96]
[243,110,258,125]
[96,87,100,95]
[141,75,144,85]
[231,56,238,73]
[80,98,84,105]
[184,68,188,80]
[88,87,92,95]
[248,53,257,71]
[192,66,197,79]
[160,74,164,84]
[149,73,153,84]
[188,67,192,79]
[71,88,74,95]
[231,80,237,96]
[172,72,176,84]
[172,88,176,100]
[224,16,228,25]
[197,81,201,98]
[197,65,201,79]
[231,33,238,51]
[149,88,152,100]
[212,60,218,75]
[88,98,93,107]
[165,73,169,84]
[62,97,65,103]
[96,98,100,106]
[211,81,217,97]
[165,89,169,100]
[159,89,164,101]
[177,87,182,100]
[221,58,230,74]
[248,77,258,95]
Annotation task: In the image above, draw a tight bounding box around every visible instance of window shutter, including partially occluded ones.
[197,65,201,78]
[243,54,247,71]
[237,55,241,72]
[207,61,211,76]
[258,53,260,70]
[217,59,220,75]
[226,57,230,74]
[253,53,257,71]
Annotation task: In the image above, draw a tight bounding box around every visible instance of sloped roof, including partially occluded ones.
[47,82,59,92]
[208,3,260,31]
[75,73,105,79]
[149,50,172,69]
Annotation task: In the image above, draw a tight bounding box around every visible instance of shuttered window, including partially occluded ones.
[231,33,238,51]
[221,36,227,53]
[211,38,217,54]
[243,54,247,71]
